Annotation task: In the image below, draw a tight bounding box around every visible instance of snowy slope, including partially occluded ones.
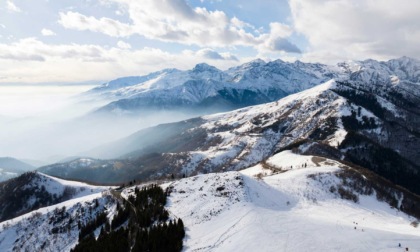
[0,192,116,252]
[1,153,419,251]
[167,153,420,252]
[37,172,109,198]
[0,172,109,222]
[0,173,115,251]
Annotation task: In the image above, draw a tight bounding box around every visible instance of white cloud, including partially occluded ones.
[58,0,301,54]
[289,0,420,63]
[258,22,301,54]
[117,40,131,49]
[58,11,133,37]
[0,38,241,83]
[230,17,255,30]
[196,48,238,61]
[6,0,21,13]
[41,28,56,36]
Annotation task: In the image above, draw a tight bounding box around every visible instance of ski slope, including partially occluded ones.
[167,152,420,252]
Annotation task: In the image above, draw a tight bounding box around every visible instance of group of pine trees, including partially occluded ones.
[72,185,185,252]
[110,202,130,230]
[128,184,169,227]
[78,211,107,241]
[132,218,184,252]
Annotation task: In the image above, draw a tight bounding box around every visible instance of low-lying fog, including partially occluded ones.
[0,85,194,164]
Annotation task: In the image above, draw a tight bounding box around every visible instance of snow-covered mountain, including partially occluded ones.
[88,59,342,115]
[86,57,420,116]
[340,56,420,84]
[0,172,108,222]
[1,153,420,251]
[3,57,420,252]
[0,186,114,252]
[42,70,420,195]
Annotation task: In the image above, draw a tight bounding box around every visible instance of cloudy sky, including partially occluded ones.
[0,0,419,84]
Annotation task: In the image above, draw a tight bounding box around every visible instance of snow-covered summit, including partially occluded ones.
[89,56,420,98]
[336,56,420,85]
[88,57,420,115]
[191,63,221,73]
[88,58,343,114]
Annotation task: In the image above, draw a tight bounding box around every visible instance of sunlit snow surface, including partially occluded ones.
[167,152,420,252]
[0,174,112,252]
[1,154,419,252]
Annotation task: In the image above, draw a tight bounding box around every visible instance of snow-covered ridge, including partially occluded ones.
[36,172,109,197]
[178,80,350,172]
[0,192,115,252]
[0,172,109,223]
[85,56,420,114]
[167,153,420,251]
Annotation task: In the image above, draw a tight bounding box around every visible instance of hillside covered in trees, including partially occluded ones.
[72,185,185,252]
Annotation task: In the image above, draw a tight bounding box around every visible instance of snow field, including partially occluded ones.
[167,153,420,252]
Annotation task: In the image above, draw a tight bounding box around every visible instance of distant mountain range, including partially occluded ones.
[85,59,339,115]
[84,56,420,117]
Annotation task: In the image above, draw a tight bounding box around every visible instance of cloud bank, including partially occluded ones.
[58,0,300,54]
[289,0,420,62]
[0,38,240,83]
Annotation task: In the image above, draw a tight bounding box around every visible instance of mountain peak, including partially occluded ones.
[192,63,220,73]
[249,58,266,65]
[388,56,420,66]
[235,58,266,70]
[395,55,417,61]
[271,58,286,65]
